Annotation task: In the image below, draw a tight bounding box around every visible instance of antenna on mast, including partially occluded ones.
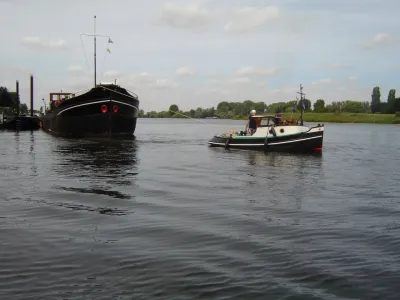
[80,16,113,88]
[94,15,96,87]
[297,84,306,126]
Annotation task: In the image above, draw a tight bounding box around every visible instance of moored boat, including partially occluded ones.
[40,83,139,137]
[208,85,324,152]
[39,16,139,138]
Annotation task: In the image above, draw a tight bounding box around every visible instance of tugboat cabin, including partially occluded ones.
[252,114,298,128]
[238,114,308,137]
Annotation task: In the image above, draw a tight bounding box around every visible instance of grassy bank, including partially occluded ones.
[236,112,400,124]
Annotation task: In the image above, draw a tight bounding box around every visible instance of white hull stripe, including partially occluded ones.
[208,135,322,147]
[57,99,138,116]
[267,135,322,145]
[209,142,264,146]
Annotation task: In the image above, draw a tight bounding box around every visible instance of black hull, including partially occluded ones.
[40,84,139,138]
[208,131,324,153]
[40,113,137,138]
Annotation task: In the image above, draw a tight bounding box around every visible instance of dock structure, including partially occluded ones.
[0,75,40,131]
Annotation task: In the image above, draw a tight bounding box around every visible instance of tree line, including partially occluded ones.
[0,86,29,114]
[1,84,399,118]
[140,86,400,119]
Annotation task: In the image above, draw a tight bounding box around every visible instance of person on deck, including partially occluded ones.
[245,109,257,135]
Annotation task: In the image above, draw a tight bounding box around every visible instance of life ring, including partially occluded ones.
[54,100,61,107]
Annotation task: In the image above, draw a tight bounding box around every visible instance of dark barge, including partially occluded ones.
[40,84,139,137]
[39,16,139,138]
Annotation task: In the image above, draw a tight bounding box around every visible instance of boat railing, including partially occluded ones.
[125,88,139,100]
[70,87,93,98]
[98,85,139,101]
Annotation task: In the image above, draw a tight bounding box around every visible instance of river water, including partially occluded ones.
[0,119,399,300]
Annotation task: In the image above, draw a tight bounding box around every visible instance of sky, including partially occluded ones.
[0,0,399,112]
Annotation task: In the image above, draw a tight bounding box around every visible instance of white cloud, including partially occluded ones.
[224,6,279,33]
[363,33,399,49]
[156,3,214,31]
[228,77,251,84]
[152,78,179,89]
[22,36,67,50]
[67,65,85,74]
[119,72,179,90]
[312,77,358,85]
[235,66,277,76]
[320,63,353,70]
[176,66,195,76]
[312,78,332,85]
[103,70,124,78]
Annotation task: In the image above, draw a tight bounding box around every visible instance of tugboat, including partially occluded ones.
[40,16,139,138]
[208,85,324,152]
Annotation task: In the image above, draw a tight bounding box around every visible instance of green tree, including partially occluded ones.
[297,99,312,112]
[387,89,396,114]
[394,98,400,113]
[169,104,179,116]
[362,101,371,113]
[371,86,381,113]
[267,102,287,113]
[253,101,267,114]
[341,100,365,113]
[0,86,15,108]
[20,103,28,114]
[194,107,204,118]
[313,99,325,112]
[216,101,230,113]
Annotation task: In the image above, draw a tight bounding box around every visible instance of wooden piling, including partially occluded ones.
[16,80,20,116]
[30,74,34,117]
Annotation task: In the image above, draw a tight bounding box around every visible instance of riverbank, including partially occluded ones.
[234,112,400,124]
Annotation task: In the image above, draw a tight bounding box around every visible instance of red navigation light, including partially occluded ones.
[113,105,119,113]
[101,104,108,113]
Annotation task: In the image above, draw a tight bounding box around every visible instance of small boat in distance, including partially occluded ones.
[40,16,139,137]
[208,84,324,152]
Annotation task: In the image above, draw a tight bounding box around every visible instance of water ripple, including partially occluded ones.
[0,122,399,299]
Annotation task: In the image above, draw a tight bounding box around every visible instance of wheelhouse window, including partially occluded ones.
[260,117,274,127]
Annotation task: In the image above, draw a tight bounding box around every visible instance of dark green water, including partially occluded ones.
[1,119,399,299]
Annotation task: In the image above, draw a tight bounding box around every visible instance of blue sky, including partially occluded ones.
[0,0,399,111]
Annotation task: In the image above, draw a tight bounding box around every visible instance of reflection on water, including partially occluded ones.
[40,138,140,214]
[29,131,38,176]
[244,149,323,166]
[51,138,139,185]
[1,122,400,300]
[237,150,325,226]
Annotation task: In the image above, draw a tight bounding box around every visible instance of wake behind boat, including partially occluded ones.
[40,16,139,138]
[208,85,324,152]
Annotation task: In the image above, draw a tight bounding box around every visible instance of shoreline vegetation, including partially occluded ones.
[1,85,400,124]
[138,112,399,124]
[137,85,400,124]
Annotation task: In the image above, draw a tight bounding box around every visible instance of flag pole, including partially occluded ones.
[297,84,305,126]
[94,15,97,87]
[80,19,113,87]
